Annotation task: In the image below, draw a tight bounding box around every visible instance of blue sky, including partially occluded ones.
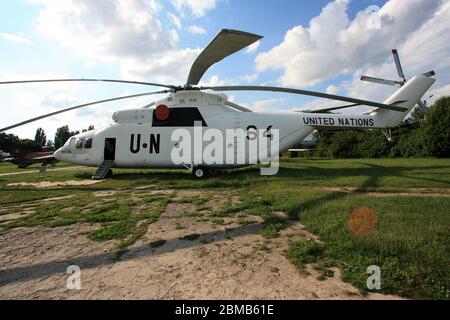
[0,0,449,140]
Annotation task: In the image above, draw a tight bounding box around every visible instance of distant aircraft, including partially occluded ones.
[0,149,10,158]
[0,149,11,162]
[288,135,318,156]
[2,149,57,168]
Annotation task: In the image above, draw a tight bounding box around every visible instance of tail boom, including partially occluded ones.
[368,75,435,127]
[300,75,435,130]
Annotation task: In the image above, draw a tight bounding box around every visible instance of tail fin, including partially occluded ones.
[369,75,435,127]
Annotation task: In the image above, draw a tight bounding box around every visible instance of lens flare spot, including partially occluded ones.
[347,207,378,237]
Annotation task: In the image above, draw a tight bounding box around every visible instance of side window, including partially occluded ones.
[152,107,207,127]
[75,139,84,149]
[84,138,93,149]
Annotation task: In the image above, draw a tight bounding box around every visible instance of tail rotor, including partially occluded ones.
[361,49,435,116]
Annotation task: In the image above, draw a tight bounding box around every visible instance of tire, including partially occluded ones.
[192,166,207,179]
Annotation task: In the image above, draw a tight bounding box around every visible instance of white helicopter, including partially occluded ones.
[0,29,436,179]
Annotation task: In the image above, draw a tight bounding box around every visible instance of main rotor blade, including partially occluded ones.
[0,90,169,132]
[225,101,253,112]
[201,85,408,112]
[0,79,177,89]
[306,103,361,114]
[186,29,263,86]
[360,76,400,86]
[142,101,156,109]
[392,49,406,81]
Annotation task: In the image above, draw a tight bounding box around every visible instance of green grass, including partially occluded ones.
[279,191,450,299]
[260,215,288,239]
[285,239,325,267]
[0,188,172,249]
[0,158,449,299]
[176,195,209,206]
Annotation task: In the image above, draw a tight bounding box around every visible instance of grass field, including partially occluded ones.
[0,158,449,299]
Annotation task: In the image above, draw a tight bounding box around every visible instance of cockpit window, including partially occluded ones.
[75,139,84,149]
[68,138,76,148]
[84,138,93,149]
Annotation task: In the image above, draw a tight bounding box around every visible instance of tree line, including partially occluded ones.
[313,96,450,158]
[0,125,94,154]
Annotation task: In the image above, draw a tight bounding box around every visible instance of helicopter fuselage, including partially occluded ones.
[54,91,313,168]
[55,108,311,168]
[54,76,435,170]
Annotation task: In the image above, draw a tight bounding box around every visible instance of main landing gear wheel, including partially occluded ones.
[192,166,208,179]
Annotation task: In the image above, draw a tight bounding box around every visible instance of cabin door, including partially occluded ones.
[104,138,116,161]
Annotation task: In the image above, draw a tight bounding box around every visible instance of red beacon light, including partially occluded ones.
[155,104,170,121]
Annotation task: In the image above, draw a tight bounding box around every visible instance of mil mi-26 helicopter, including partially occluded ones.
[0,29,436,179]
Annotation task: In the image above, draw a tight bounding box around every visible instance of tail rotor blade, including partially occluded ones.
[392,49,406,81]
[422,70,436,78]
[360,76,399,86]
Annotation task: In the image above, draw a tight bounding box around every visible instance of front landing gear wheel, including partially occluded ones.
[192,166,207,179]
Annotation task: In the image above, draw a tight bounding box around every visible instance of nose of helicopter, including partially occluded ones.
[54,148,63,161]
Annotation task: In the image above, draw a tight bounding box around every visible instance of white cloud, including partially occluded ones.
[29,0,183,82]
[254,0,450,116]
[199,74,258,87]
[0,72,84,138]
[241,74,258,83]
[121,48,202,84]
[326,84,340,95]
[242,98,290,113]
[343,0,450,104]
[27,0,222,84]
[171,0,217,17]
[199,75,226,86]
[429,84,450,104]
[188,25,206,35]
[1,85,160,140]
[246,40,260,54]
[168,12,182,29]
[31,0,170,59]
[343,64,398,102]
[1,0,223,140]
[0,71,166,139]
[0,32,33,45]
[255,0,442,87]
